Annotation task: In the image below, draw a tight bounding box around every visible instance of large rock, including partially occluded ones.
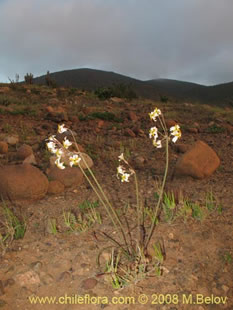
[48,180,65,194]
[174,140,220,179]
[47,166,83,188]
[0,164,49,201]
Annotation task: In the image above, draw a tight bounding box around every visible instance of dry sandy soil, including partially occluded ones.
[0,85,232,309]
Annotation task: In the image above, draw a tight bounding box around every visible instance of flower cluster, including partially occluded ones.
[170,124,181,143]
[117,153,134,183]
[46,124,81,169]
[148,107,181,147]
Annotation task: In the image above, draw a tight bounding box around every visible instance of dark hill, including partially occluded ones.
[33,68,160,100]
[33,68,233,106]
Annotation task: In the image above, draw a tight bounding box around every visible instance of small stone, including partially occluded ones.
[102,252,112,262]
[15,270,41,286]
[168,233,174,239]
[221,284,229,293]
[4,135,19,145]
[17,144,33,160]
[125,128,136,137]
[97,120,105,128]
[40,272,54,285]
[224,124,233,135]
[187,127,198,133]
[30,261,43,272]
[134,156,145,165]
[81,278,98,290]
[57,271,71,282]
[3,278,15,287]
[128,111,138,122]
[0,142,8,154]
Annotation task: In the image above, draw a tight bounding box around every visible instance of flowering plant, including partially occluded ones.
[46,107,181,287]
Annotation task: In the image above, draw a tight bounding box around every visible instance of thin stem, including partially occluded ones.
[145,136,169,249]
[134,173,141,246]
[69,130,130,253]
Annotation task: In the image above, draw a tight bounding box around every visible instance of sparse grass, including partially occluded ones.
[2,123,13,133]
[0,106,37,117]
[63,200,101,233]
[85,143,98,160]
[155,190,221,223]
[206,124,225,133]
[100,241,164,289]
[194,103,233,124]
[0,94,27,106]
[18,120,37,142]
[0,202,26,256]
[47,218,58,235]
[222,252,233,264]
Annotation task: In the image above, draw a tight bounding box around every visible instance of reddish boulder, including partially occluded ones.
[48,180,65,194]
[174,140,220,179]
[0,164,49,201]
[48,166,83,188]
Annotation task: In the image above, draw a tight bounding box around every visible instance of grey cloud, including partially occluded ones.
[0,0,233,85]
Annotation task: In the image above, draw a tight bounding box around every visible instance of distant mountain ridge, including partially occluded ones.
[33,68,233,106]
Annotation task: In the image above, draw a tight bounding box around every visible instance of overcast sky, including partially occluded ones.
[0,0,233,85]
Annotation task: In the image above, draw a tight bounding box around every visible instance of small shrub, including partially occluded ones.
[24,73,34,84]
[160,95,169,103]
[95,83,137,100]
[95,87,113,100]
[45,71,57,88]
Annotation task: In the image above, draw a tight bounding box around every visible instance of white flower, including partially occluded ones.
[118,153,129,164]
[55,157,65,169]
[47,141,57,154]
[170,124,180,133]
[149,108,161,121]
[55,148,64,157]
[118,153,125,161]
[117,165,125,175]
[170,124,181,143]
[58,124,68,134]
[117,164,134,183]
[171,135,179,143]
[120,173,131,182]
[69,154,81,167]
[63,137,72,149]
[152,139,162,148]
[48,135,56,141]
[149,126,158,139]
